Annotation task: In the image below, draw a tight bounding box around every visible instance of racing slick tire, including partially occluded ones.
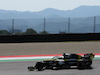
[35,62,45,71]
[85,60,92,68]
[83,55,92,68]
[77,61,85,69]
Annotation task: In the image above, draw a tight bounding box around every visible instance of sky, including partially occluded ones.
[0,0,100,12]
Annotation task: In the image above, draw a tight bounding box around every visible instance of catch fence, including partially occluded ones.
[0,16,100,35]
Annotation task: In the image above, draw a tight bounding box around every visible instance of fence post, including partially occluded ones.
[44,18,46,34]
[12,19,14,34]
[68,17,70,33]
[94,16,96,33]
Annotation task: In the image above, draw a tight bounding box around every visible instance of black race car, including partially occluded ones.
[28,53,95,71]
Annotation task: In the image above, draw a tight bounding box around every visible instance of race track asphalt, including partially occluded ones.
[0,60,99,75]
[0,41,100,56]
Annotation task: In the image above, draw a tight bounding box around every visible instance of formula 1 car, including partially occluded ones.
[28,53,95,71]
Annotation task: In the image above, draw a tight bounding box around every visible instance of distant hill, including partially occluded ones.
[0,6,100,19]
[36,6,100,18]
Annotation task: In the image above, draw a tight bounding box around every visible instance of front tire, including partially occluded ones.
[35,62,45,71]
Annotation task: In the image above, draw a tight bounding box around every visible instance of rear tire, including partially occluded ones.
[77,61,85,69]
[85,60,92,68]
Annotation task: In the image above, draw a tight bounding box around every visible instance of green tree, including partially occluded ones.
[15,32,21,35]
[24,28,38,35]
[40,31,49,34]
[0,30,10,35]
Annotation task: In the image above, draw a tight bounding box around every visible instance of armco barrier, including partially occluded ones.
[0,33,100,43]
